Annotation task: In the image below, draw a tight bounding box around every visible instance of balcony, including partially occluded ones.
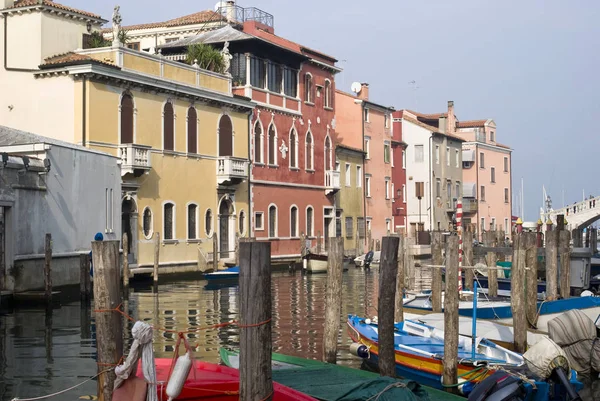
[325,170,341,195]
[446,198,457,213]
[462,198,478,214]
[217,157,248,185]
[119,144,152,177]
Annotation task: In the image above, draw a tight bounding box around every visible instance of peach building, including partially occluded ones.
[456,120,512,240]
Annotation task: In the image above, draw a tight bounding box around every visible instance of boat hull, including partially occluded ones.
[302,253,328,273]
[205,266,239,282]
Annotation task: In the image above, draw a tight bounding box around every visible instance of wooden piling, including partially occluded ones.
[545,230,559,300]
[462,229,474,291]
[511,233,527,353]
[92,240,123,401]
[524,232,538,327]
[395,234,405,323]
[431,231,443,313]
[442,234,459,389]
[239,241,273,401]
[213,232,219,271]
[378,236,399,378]
[44,233,52,302]
[79,254,91,302]
[153,232,160,284]
[317,231,322,254]
[122,233,129,290]
[559,230,572,299]
[484,231,498,297]
[323,237,344,363]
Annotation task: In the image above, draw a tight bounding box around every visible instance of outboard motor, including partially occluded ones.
[364,250,374,269]
[467,371,526,401]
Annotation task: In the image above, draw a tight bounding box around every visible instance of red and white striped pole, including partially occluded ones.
[456,200,463,291]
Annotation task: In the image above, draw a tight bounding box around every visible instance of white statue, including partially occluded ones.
[279,140,288,159]
[221,41,233,74]
[112,5,122,46]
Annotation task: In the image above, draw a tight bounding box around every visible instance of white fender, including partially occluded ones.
[166,352,193,401]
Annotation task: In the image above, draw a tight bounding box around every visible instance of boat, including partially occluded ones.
[204,266,239,281]
[219,348,464,401]
[346,314,583,400]
[302,252,328,273]
[402,291,600,333]
[128,357,317,401]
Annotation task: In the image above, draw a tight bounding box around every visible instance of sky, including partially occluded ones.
[70,0,600,221]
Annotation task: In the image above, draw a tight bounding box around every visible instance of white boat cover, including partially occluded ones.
[523,336,570,380]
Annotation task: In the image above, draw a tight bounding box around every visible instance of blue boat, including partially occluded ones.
[204,266,239,282]
[346,314,583,400]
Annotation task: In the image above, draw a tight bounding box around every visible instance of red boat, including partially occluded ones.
[123,358,317,401]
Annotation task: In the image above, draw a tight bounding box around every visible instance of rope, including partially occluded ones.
[365,382,407,401]
[10,368,114,401]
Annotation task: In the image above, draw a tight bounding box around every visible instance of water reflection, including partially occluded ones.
[0,266,380,400]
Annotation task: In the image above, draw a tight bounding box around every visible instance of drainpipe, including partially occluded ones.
[4,17,37,72]
[82,76,87,146]
[361,103,367,249]
[475,143,479,240]
[429,133,433,231]
[247,111,253,238]
[509,150,512,237]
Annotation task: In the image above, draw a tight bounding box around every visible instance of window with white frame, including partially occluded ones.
[239,210,246,236]
[268,124,277,165]
[268,205,278,238]
[435,145,440,164]
[480,185,486,201]
[305,131,314,170]
[504,157,509,172]
[402,184,406,203]
[504,188,509,203]
[289,128,298,168]
[306,206,314,236]
[446,147,450,166]
[345,217,353,239]
[386,219,391,233]
[187,204,197,240]
[164,202,175,240]
[254,121,263,163]
[366,176,372,197]
[364,108,369,122]
[391,182,395,202]
[402,150,406,168]
[356,165,362,187]
[143,207,153,239]
[384,142,391,164]
[415,145,424,163]
[324,80,332,108]
[480,152,485,168]
[504,218,509,234]
[436,179,441,198]
[205,209,213,236]
[385,114,390,128]
[455,149,459,168]
[491,167,496,183]
[491,217,496,231]
[481,217,485,233]
[255,212,264,230]
[364,137,371,159]
[385,178,390,199]
[366,218,372,234]
[345,163,351,186]
[304,73,313,103]
[290,206,298,237]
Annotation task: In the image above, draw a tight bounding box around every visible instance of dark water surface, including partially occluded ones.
[0,266,380,401]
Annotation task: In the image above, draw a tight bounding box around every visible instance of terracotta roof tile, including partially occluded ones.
[5,0,103,20]
[40,52,117,68]
[406,109,447,119]
[102,10,224,33]
[403,116,465,142]
[494,142,511,150]
[249,28,302,54]
[457,119,488,128]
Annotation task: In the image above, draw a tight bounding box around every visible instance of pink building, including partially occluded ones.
[456,120,512,240]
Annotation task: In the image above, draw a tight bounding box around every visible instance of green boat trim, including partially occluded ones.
[219,347,464,401]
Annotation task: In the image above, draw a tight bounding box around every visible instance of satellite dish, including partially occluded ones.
[351,82,362,95]
[214,1,227,11]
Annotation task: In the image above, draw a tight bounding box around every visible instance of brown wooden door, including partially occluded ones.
[120,94,134,144]
[219,115,233,156]
[219,201,230,257]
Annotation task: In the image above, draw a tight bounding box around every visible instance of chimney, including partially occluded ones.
[358,83,369,101]
[446,100,456,135]
[225,0,236,23]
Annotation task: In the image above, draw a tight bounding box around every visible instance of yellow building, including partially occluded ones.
[1,2,254,270]
[335,145,365,256]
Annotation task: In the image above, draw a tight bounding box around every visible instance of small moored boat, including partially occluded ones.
[302,252,328,273]
[204,266,239,281]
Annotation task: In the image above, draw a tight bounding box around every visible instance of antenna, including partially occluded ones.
[351,82,362,95]
[214,1,227,11]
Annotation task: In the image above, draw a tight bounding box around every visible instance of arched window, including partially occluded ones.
[187,107,197,154]
[239,210,246,236]
[289,128,298,168]
[254,121,263,163]
[305,131,314,170]
[324,80,332,108]
[205,209,213,237]
[163,202,175,240]
[218,114,233,156]
[163,101,174,151]
[120,93,134,144]
[304,74,313,103]
[324,136,332,171]
[142,207,153,239]
[187,203,197,239]
[268,124,277,165]
[306,206,314,237]
[290,206,298,237]
[268,204,277,238]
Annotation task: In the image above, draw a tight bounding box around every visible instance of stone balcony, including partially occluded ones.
[119,144,152,176]
[325,170,341,195]
[462,198,478,214]
[217,156,248,185]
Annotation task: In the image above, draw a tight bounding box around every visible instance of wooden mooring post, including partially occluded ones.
[213,233,219,271]
[323,237,344,363]
[395,233,405,323]
[378,236,399,377]
[462,229,474,291]
[559,229,572,299]
[239,241,273,401]
[484,231,498,297]
[545,226,559,300]
[92,240,123,401]
[525,232,538,327]
[44,233,52,302]
[511,233,527,353]
[122,233,129,292]
[431,231,443,313]
[153,232,160,285]
[79,254,91,303]
[442,234,459,390]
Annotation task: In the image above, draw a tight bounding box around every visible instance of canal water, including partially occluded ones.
[0,264,380,401]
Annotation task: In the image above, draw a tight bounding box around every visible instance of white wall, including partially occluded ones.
[403,120,432,231]
[41,13,90,60]
[4,13,42,69]
[0,73,75,143]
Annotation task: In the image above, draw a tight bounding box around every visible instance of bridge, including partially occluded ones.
[540,194,600,231]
